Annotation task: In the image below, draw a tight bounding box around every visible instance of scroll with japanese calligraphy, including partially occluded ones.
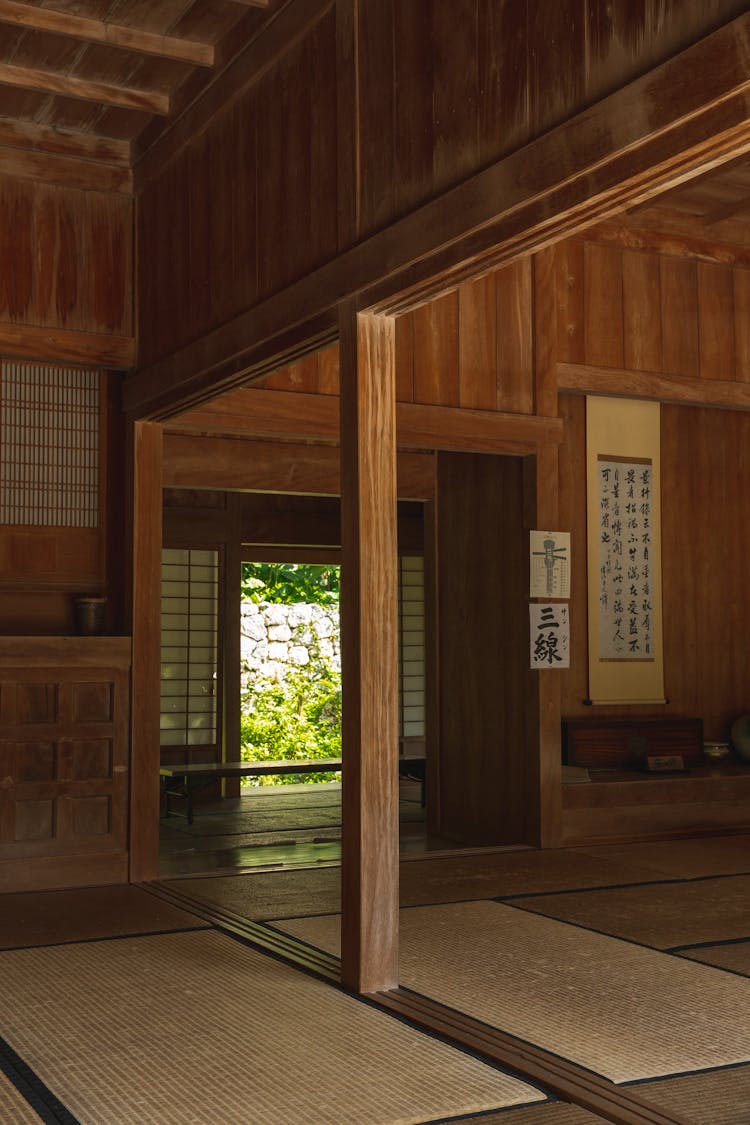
[586,397,665,704]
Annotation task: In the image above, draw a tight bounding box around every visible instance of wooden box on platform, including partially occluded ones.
[0,637,131,892]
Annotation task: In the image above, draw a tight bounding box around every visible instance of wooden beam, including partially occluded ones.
[0,1,214,66]
[126,11,750,418]
[582,219,750,268]
[129,421,163,883]
[0,118,130,166]
[162,433,435,500]
[0,61,169,115]
[169,387,564,452]
[339,304,399,994]
[0,143,132,193]
[557,361,750,411]
[0,324,134,369]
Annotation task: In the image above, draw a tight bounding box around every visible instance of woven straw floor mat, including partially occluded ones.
[679,940,750,976]
[278,900,750,1084]
[0,885,205,950]
[0,928,543,1125]
[516,875,750,948]
[626,1064,750,1124]
[0,1071,43,1124]
[576,835,750,880]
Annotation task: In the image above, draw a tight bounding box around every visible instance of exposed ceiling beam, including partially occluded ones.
[168,388,564,453]
[703,191,750,225]
[0,0,214,66]
[0,61,170,114]
[0,117,130,166]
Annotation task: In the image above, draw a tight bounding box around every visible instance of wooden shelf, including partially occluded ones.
[0,636,131,667]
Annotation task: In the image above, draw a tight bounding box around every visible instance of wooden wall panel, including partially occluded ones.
[435,452,533,846]
[138,10,339,369]
[0,176,131,340]
[134,2,748,377]
[558,394,750,740]
[257,258,537,415]
[558,238,750,386]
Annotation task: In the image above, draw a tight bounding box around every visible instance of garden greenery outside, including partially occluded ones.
[240,562,342,785]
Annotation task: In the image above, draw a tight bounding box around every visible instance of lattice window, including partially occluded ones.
[0,362,100,527]
[399,555,425,739]
[160,548,219,748]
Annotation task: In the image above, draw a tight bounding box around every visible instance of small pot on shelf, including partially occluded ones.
[72,595,107,636]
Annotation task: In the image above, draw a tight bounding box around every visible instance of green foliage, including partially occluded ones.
[241,562,339,606]
[240,637,342,786]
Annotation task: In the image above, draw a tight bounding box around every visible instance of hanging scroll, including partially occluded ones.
[597,459,654,660]
[586,397,664,705]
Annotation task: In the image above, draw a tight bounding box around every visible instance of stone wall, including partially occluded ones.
[241,601,340,682]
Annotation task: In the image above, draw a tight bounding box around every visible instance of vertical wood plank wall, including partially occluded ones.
[557,238,750,385]
[0,176,131,345]
[435,452,532,847]
[135,0,746,372]
[261,259,534,412]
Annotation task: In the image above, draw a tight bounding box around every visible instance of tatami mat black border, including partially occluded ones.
[421,1100,561,1125]
[0,1037,78,1125]
[623,1057,750,1087]
[667,933,750,952]
[0,923,213,954]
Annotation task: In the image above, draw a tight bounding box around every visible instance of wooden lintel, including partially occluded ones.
[126,12,750,418]
[573,220,750,269]
[162,433,435,500]
[558,362,750,411]
[0,61,170,115]
[169,388,564,453]
[0,323,134,369]
[0,118,130,166]
[0,142,132,193]
[0,1,214,66]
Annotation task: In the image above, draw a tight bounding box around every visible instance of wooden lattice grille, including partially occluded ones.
[399,555,425,739]
[0,362,100,528]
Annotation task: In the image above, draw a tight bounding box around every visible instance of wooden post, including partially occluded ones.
[527,246,562,848]
[339,301,399,994]
[129,420,163,883]
[222,494,242,796]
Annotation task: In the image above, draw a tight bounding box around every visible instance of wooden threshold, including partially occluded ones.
[141,881,691,1125]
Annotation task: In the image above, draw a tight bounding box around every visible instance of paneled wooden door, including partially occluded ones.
[0,641,130,892]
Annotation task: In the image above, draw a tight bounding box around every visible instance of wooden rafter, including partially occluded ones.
[0,0,214,66]
[0,61,169,115]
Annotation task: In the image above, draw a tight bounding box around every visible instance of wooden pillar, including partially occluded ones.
[129,420,163,883]
[222,494,242,795]
[339,302,399,994]
[527,245,563,848]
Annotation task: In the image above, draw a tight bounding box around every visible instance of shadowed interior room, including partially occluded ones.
[3,2,750,1123]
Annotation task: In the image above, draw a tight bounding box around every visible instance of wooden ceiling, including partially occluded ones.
[0,0,273,172]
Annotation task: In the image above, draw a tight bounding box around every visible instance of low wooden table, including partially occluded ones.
[160,756,426,825]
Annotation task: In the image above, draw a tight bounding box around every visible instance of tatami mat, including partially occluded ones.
[578,835,750,880]
[0,928,544,1125]
[625,1063,750,1124]
[167,845,674,923]
[0,1071,43,1124]
[170,867,342,919]
[399,850,670,904]
[679,940,750,976]
[277,900,750,1084]
[515,875,750,949]
[0,884,206,950]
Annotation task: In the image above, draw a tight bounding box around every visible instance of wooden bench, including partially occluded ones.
[160,755,426,825]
